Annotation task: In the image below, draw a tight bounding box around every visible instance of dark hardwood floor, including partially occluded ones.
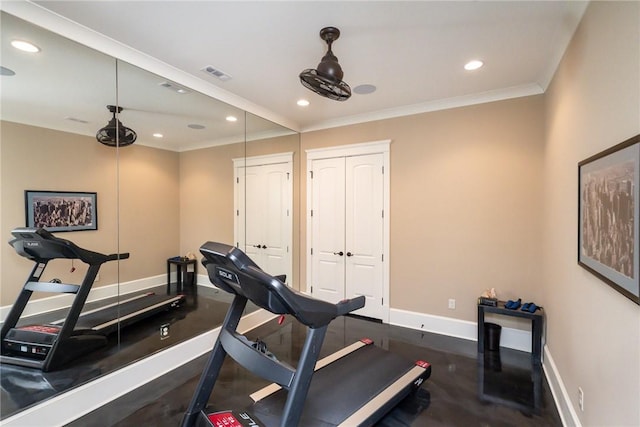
[67,310,561,426]
[2,282,561,426]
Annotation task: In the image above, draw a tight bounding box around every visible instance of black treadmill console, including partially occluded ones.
[200,241,364,329]
[9,227,128,265]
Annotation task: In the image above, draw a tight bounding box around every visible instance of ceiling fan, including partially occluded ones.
[299,27,351,101]
[96,105,137,147]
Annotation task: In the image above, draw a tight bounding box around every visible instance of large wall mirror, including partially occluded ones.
[242,113,301,289]
[0,10,300,420]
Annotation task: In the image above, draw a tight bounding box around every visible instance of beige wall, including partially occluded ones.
[179,142,243,258]
[301,95,545,321]
[542,2,640,425]
[179,133,302,287]
[0,121,180,305]
[116,143,181,283]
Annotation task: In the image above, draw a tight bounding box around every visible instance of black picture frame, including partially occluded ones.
[25,190,98,232]
[578,134,640,305]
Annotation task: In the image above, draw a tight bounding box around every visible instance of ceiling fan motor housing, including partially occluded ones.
[317,50,343,82]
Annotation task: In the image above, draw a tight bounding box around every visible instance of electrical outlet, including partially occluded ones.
[160,323,170,340]
[578,387,584,411]
[448,299,456,310]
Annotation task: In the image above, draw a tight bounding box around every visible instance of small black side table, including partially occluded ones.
[477,301,544,365]
[167,256,197,294]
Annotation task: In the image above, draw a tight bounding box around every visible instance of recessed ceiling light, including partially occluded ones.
[153,133,163,138]
[1,66,16,76]
[464,60,484,71]
[11,40,40,53]
[226,116,238,122]
[353,84,377,95]
[297,99,310,107]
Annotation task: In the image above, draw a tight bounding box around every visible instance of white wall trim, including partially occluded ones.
[543,345,582,427]
[0,275,167,323]
[0,309,276,427]
[389,307,532,352]
[305,140,391,160]
[1,273,230,323]
[3,272,575,426]
[301,84,544,133]
[232,152,294,168]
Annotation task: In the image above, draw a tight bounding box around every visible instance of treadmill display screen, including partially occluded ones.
[206,411,263,427]
[19,325,60,334]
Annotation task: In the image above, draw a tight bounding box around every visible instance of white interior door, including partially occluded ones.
[234,153,293,285]
[306,141,390,322]
[345,154,384,319]
[309,153,385,318]
[310,157,346,303]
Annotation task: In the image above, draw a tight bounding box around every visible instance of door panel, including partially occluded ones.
[244,166,263,261]
[346,154,384,319]
[262,164,290,279]
[310,158,345,303]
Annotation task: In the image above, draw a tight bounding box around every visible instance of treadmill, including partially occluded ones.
[1,227,184,372]
[182,242,432,427]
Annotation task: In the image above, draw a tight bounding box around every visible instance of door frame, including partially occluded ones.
[305,140,391,323]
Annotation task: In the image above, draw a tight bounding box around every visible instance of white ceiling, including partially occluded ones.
[1,1,588,146]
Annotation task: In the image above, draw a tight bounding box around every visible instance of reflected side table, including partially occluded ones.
[167,256,197,294]
[477,301,544,365]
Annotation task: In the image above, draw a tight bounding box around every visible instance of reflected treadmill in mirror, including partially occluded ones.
[1,228,183,371]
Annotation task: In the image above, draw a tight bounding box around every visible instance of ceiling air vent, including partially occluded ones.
[201,65,232,81]
[64,116,89,124]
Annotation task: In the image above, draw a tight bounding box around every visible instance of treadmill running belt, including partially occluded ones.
[72,294,182,333]
[251,344,418,427]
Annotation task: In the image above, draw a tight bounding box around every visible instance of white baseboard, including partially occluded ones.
[1,275,167,323]
[196,273,214,288]
[389,307,532,352]
[0,309,277,427]
[3,280,575,426]
[390,308,579,427]
[543,345,581,427]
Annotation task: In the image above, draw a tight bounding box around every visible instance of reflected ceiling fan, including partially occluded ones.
[96,105,137,147]
[299,27,351,101]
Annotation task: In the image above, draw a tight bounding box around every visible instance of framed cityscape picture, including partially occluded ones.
[25,190,97,232]
[578,134,640,305]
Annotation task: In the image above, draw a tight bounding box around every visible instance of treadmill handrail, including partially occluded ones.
[184,242,430,427]
[9,227,128,265]
[200,241,365,328]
